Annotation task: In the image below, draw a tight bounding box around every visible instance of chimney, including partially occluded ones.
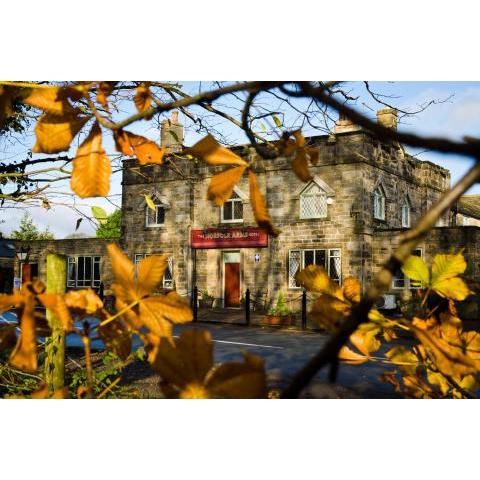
[376,108,397,130]
[161,111,184,153]
[334,111,361,134]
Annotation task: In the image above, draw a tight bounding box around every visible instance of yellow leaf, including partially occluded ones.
[70,122,111,198]
[309,294,351,332]
[134,82,152,115]
[187,134,248,166]
[107,243,136,298]
[176,329,214,383]
[207,165,246,206]
[291,148,312,182]
[96,81,116,112]
[431,252,467,285]
[144,194,156,211]
[338,346,368,364]
[433,277,472,301]
[115,130,165,165]
[248,170,281,237]
[295,264,343,299]
[64,288,103,316]
[349,330,380,357]
[401,255,430,285]
[137,254,168,297]
[37,293,73,331]
[385,346,418,375]
[24,86,78,116]
[343,277,361,303]
[33,114,90,154]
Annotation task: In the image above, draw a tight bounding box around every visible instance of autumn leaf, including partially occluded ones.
[0,86,15,128]
[33,113,90,154]
[114,130,165,165]
[294,264,343,299]
[98,318,131,361]
[431,252,467,284]
[144,194,156,211]
[64,288,103,316]
[134,82,152,115]
[309,294,351,332]
[137,254,169,297]
[401,255,430,285]
[187,134,248,166]
[207,165,246,206]
[0,324,17,353]
[70,122,111,198]
[248,169,280,236]
[291,148,312,182]
[24,86,79,116]
[338,346,368,364]
[96,81,116,112]
[385,346,419,376]
[149,329,267,399]
[9,294,37,372]
[38,293,73,331]
[343,277,361,303]
[433,277,471,301]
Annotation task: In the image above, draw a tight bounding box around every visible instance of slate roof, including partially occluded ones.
[0,239,15,258]
[458,195,480,220]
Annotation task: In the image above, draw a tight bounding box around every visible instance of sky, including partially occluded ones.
[2,81,480,238]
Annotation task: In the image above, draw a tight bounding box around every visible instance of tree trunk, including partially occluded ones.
[44,253,66,392]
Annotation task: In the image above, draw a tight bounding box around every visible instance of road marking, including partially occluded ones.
[173,336,284,350]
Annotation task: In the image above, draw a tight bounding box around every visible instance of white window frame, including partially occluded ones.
[299,182,328,219]
[288,248,342,289]
[134,253,173,289]
[67,256,101,288]
[401,196,411,228]
[392,248,423,289]
[221,191,243,223]
[145,203,166,227]
[373,186,386,220]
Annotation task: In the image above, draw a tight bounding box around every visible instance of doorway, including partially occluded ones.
[21,263,38,284]
[223,251,240,307]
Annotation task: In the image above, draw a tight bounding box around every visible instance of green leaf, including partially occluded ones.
[272,115,282,128]
[91,206,107,224]
[259,122,267,133]
[401,255,430,285]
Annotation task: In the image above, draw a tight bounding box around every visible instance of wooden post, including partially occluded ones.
[245,288,251,326]
[44,253,67,392]
[301,289,307,330]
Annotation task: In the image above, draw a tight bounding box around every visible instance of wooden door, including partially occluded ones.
[224,262,240,307]
[21,263,32,284]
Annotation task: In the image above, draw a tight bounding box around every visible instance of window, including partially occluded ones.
[134,253,173,289]
[288,249,341,288]
[221,191,243,223]
[373,186,386,220]
[392,248,422,289]
[401,196,411,228]
[300,182,327,219]
[145,203,165,227]
[67,256,101,288]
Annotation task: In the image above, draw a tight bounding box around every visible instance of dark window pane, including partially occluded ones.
[94,260,100,282]
[223,202,232,220]
[304,250,314,267]
[85,257,92,283]
[78,257,85,282]
[314,250,326,267]
[156,206,165,224]
[329,256,341,281]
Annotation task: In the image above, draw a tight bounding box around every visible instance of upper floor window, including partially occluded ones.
[401,196,411,228]
[67,256,101,288]
[288,248,341,288]
[134,253,174,289]
[145,203,165,227]
[300,182,327,219]
[221,191,243,223]
[373,186,386,220]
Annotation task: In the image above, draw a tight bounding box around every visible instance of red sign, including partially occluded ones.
[191,227,268,249]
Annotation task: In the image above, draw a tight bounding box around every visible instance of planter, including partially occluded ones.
[199,298,215,309]
[264,314,296,327]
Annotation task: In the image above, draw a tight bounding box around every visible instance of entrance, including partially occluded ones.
[223,251,240,307]
[21,263,38,284]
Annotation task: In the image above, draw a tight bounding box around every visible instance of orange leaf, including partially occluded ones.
[338,346,368,364]
[248,169,280,237]
[207,165,246,206]
[137,254,168,297]
[134,82,152,115]
[187,135,248,166]
[24,86,78,116]
[38,293,73,331]
[70,122,111,198]
[98,318,131,361]
[309,294,351,332]
[64,288,103,316]
[291,148,312,182]
[295,264,343,299]
[114,130,165,165]
[33,114,90,154]
[96,81,116,112]
[9,295,37,372]
[107,243,136,298]
[343,277,361,304]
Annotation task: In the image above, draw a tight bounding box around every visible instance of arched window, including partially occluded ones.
[401,196,411,228]
[300,182,328,219]
[145,202,166,227]
[373,186,386,220]
[221,191,243,223]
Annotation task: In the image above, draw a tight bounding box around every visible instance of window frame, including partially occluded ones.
[67,255,101,288]
[288,248,342,289]
[220,191,244,223]
[299,182,328,220]
[401,196,411,228]
[145,202,166,228]
[373,186,386,221]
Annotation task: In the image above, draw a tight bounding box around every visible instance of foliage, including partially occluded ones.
[201,290,214,301]
[96,209,122,239]
[268,290,291,316]
[10,212,54,240]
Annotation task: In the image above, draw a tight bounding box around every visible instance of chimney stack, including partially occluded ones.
[334,111,361,134]
[161,111,184,153]
[376,108,397,130]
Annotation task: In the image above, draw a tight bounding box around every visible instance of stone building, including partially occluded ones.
[8,109,480,317]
